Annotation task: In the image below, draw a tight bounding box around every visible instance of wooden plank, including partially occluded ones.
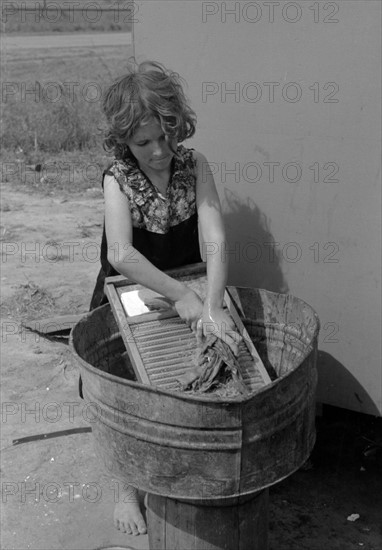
[106,262,207,288]
[163,261,207,278]
[104,281,151,385]
[23,313,84,334]
[225,288,272,386]
[146,491,269,550]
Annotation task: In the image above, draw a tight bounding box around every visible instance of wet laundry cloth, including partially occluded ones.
[178,336,249,397]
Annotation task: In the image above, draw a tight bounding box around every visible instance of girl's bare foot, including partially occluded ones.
[113,485,147,535]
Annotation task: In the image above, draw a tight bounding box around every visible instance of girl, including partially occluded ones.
[89,60,240,536]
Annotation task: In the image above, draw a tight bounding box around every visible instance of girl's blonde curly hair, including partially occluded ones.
[102,60,197,159]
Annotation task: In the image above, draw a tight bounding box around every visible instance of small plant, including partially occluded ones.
[0,281,56,320]
[1,80,103,155]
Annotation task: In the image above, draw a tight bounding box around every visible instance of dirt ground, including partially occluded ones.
[1,181,381,550]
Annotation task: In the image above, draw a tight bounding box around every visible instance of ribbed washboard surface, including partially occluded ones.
[129,314,268,393]
[104,266,272,395]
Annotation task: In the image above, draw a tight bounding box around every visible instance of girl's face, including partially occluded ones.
[127,118,177,174]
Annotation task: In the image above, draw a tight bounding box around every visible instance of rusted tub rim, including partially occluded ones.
[69,289,320,405]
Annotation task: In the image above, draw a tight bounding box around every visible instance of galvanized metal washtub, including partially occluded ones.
[70,286,319,501]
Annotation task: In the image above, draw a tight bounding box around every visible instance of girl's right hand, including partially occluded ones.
[174,289,204,331]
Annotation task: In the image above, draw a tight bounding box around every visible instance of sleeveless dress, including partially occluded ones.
[89,144,203,310]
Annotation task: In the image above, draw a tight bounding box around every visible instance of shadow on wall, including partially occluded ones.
[317,351,380,416]
[221,190,288,293]
[219,193,380,416]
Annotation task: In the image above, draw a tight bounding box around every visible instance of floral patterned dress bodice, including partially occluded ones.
[107,144,197,233]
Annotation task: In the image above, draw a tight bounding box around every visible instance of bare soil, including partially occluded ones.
[1,182,381,550]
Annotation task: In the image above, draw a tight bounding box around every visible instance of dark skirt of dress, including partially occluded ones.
[89,213,202,310]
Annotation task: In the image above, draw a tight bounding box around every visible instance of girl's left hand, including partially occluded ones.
[196,306,242,356]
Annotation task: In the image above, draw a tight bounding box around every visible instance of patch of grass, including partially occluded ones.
[1,45,130,191]
[2,82,102,153]
[0,281,56,321]
[77,223,94,238]
[3,1,132,34]
[0,225,21,242]
[0,149,112,193]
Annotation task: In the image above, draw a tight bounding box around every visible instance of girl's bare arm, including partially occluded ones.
[103,175,202,324]
[194,151,241,352]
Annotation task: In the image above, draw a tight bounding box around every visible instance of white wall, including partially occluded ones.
[133,0,381,415]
